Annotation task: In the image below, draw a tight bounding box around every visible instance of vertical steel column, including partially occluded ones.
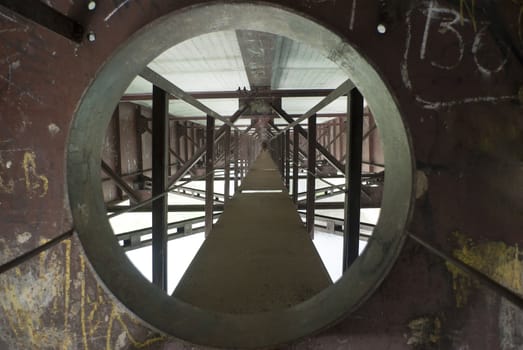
[292,127,300,203]
[135,106,144,180]
[191,126,197,158]
[279,134,284,175]
[152,86,168,291]
[285,130,291,189]
[224,126,231,203]
[173,121,181,170]
[183,121,189,163]
[113,106,123,201]
[306,114,317,239]
[247,137,252,169]
[205,115,215,237]
[239,135,244,182]
[234,131,239,191]
[343,88,364,271]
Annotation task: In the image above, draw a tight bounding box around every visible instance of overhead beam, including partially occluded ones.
[272,79,354,136]
[139,113,351,122]
[121,89,339,101]
[152,85,169,291]
[272,104,345,174]
[0,0,83,43]
[140,67,240,131]
[236,30,276,88]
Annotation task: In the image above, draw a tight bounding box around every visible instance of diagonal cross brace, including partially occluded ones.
[166,107,247,188]
[272,104,345,174]
[101,160,140,203]
[140,67,241,131]
[271,79,353,137]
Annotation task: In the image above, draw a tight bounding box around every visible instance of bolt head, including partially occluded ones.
[87,1,96,10]
[377,23,387,34]
[87,32,96,42]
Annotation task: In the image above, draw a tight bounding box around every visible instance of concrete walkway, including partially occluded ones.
[173,150,332,314]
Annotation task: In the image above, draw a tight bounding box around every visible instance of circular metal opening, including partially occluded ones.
[68,3,413,348]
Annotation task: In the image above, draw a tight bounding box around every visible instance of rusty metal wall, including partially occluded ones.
[315,110,384,173]
[101,102,208,204]
[0,0,522,349]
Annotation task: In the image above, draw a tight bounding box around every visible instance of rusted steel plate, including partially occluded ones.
[0,0,521,349]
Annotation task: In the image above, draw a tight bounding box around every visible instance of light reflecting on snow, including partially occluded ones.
[312,232,368,282]
[125,230,369,293]
[126,233,206,294]
[115,178,380,293]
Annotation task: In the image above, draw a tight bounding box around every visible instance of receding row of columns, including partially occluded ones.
[271,88,364,273]
[147,81,365,290]
[150,90,255,290]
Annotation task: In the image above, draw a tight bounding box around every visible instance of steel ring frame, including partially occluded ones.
[67,2,414,348]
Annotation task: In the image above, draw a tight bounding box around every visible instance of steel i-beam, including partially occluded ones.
[152,85,169,291]
[272,104,345,174]
[292,127,300,203]
[285,130,291,189]
[0,0,84,42]
[205,115,215,237]
[343,88,364,271]
[224,126,231,203]
[306,114,317,239]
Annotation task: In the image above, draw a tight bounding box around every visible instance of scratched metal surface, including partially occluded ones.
[0,0,522,349]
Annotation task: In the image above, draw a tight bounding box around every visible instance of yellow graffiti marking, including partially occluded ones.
[80,254,89,350]
[446,232,523,307]
[407,316,441,346]
[22,151,49,198]
[106,304,166,350]
[86,285,104,337]
[0,237,165,348]
[0,175,14,193]
[1,283,20,337]
[105,306,118,350]
[64,239,71,330]
[39,240,47,277]
[460,0,478,32]
[115,312,166,348]
[0,264,55,345]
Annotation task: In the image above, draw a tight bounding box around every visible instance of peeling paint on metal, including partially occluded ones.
[22,151,49,198]
[16,231,31,244]
[446,232,523,308]
[406,315,442,347]
[48,123,60,136]
[415,170,428,199]
[0,239,167,349]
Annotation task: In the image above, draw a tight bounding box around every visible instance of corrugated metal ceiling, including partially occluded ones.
[125,30,350,120]
[272,36,347,89]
